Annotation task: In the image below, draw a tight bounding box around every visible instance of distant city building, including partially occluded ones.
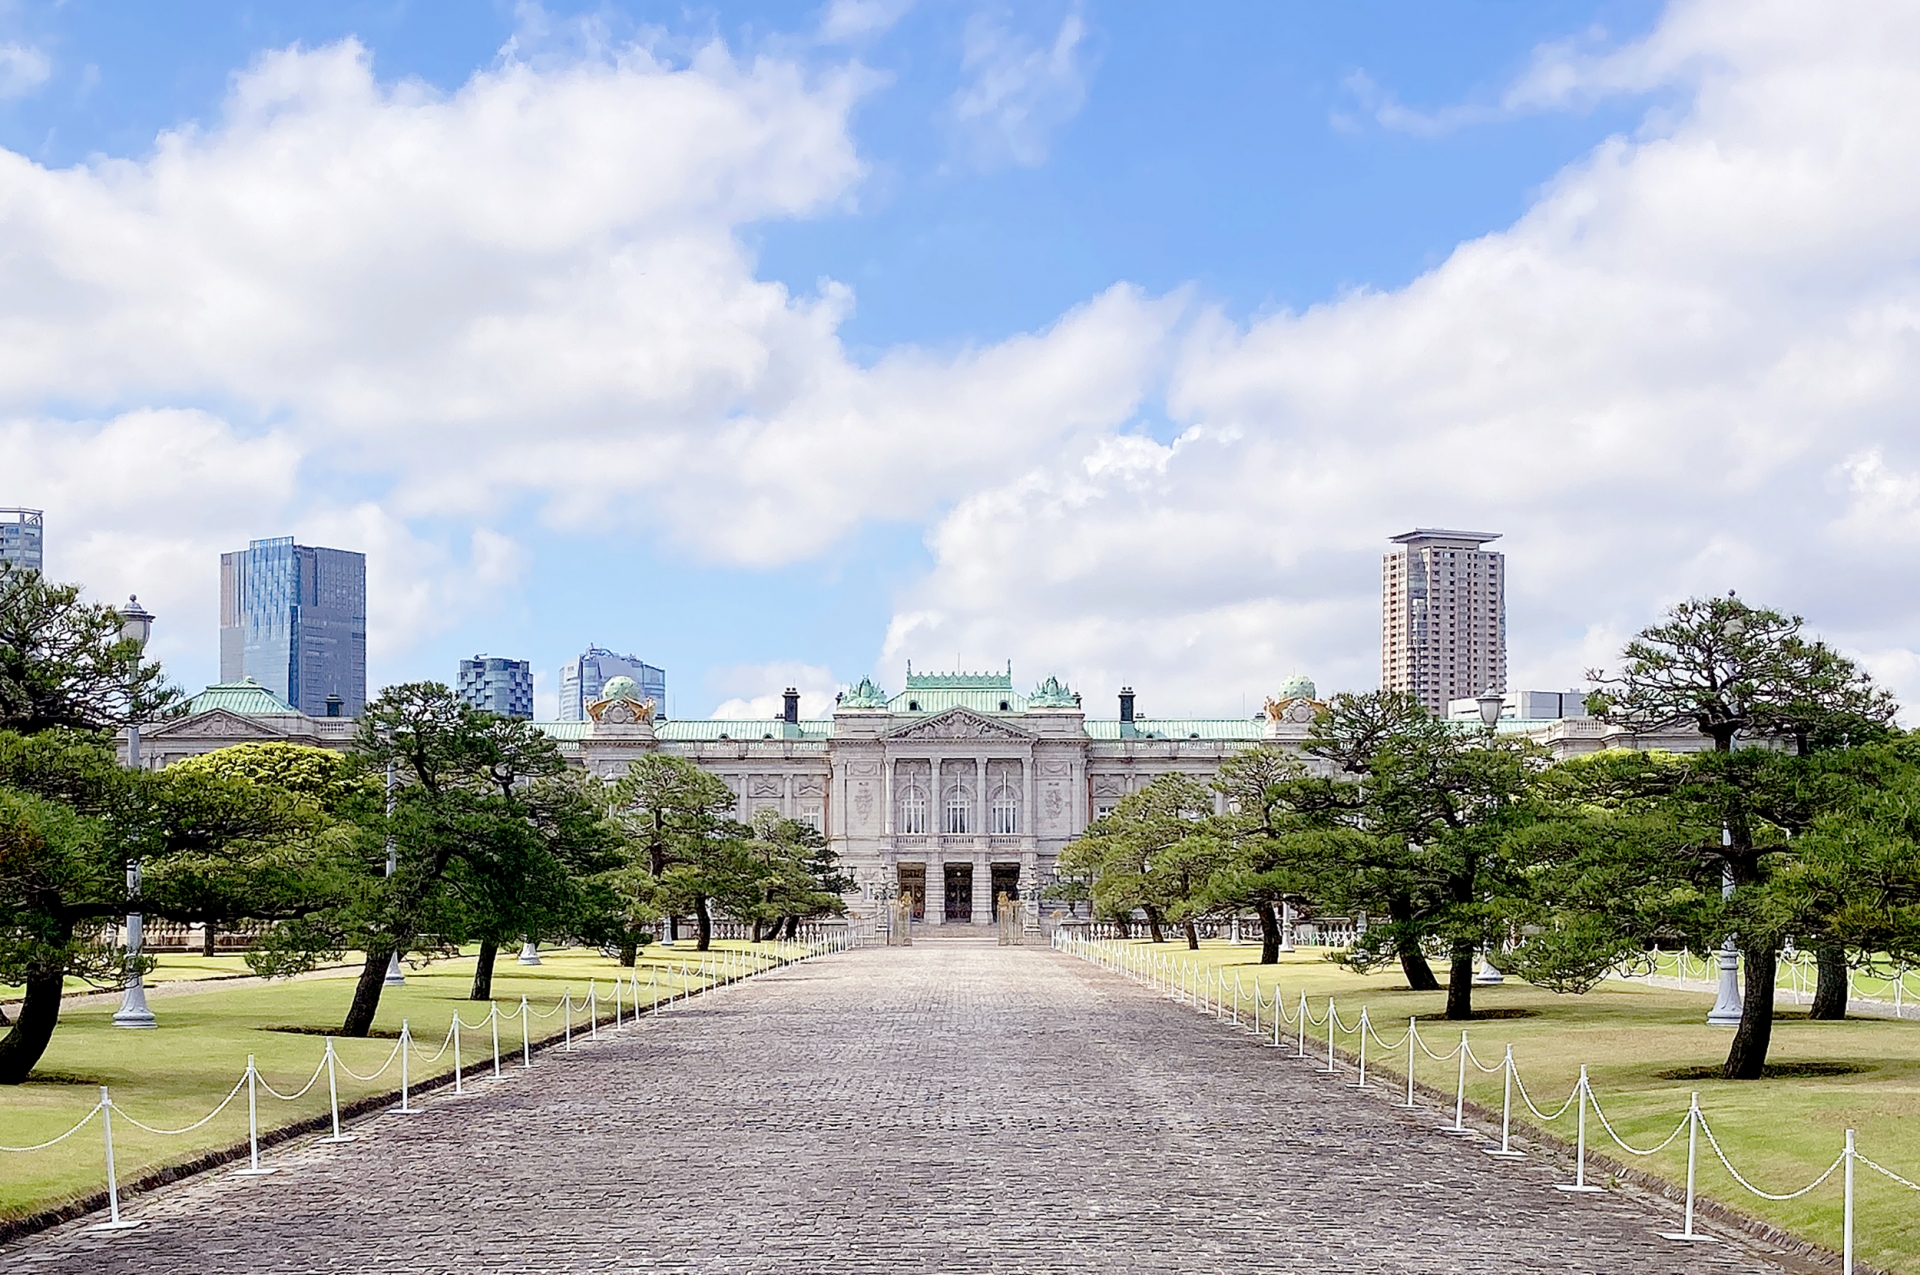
[558,646,665,721]
[1382,528,1507,716]
[1447,689,1588,721]
[458,655,535,720]
[219,537,367,718]
[0,508,44,574]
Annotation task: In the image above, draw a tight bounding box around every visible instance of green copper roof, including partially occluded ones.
[186,678,297,716]
[887,687,1027,714]
[902,666,1014,691]
[1083,718,1265,742]
[659,719,831,742]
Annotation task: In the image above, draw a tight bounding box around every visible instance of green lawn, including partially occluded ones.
[1073,938,1920,1273]
[0,942,800,1223]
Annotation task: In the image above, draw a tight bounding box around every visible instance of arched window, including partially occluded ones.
[990,780,1018,835]
[944,786,971,834]
[901,784,928,835]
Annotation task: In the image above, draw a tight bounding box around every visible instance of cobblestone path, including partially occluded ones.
[11,941,1811,1274]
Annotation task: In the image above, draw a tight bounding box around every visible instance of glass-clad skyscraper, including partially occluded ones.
[0,508,44,574]
[458,655,534,719]
[559,646,666,720]
[220,538,367,717]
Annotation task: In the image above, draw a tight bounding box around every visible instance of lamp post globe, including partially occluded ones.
[112,596,157,1029]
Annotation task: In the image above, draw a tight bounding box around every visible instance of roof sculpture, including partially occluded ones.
[1027,675,1080,709]
[839,676,888,709]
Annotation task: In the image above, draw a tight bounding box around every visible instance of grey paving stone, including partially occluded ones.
[5,942,1811,1273]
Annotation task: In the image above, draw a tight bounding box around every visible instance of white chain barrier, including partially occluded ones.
[1055,933,1918,1273]
[0,932,855,1231]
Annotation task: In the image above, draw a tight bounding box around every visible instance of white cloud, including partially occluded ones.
[886,0,1920,719]
[708,661,840,719]
[948,8,1092,169]
[0,42,49,98]
[818,0,914,43]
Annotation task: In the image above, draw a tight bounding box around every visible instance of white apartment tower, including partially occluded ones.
[1382,528,1506,716]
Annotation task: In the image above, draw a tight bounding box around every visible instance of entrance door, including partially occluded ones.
[897,864,926,920]
[944,863,973,922]
[990,864,1020,920]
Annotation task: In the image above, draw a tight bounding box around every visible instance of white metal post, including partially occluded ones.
[1554,1067,1603,1191]
[1323,999,1337,1074]
[1835,1129,1850,1267]
[1659,1095,1713,1241]
[1486,1046,1525,1158]
[1404,1018,1418,1108]
[520,998,531,1068]
[320,1040,355,1143]
[234,1056,275,1175]
[490,1004,501,1079]
[398,1021,419,1111]
[589,982,599,1041]
[453,1016,463,1095]
[88,1087,140,1231]
[1443,1032,1470,1133]
[1352,1009,1368,1089]
[1297,994,1310,1058]
[564,991,573,1049]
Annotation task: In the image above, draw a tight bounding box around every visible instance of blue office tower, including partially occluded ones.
[219,537,367,717]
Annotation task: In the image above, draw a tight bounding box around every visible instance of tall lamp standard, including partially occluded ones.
[382,750,405,986]
[1707,605,1746,1027]
[111,597,157,1030]
[1471,691,1508,987]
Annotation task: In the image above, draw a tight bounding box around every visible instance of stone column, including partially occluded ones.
[973,849,991,923]
[927,853,945,926]
[883,758,894,836]
[975,754,988,837]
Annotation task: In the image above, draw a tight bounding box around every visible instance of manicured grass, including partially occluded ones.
[1079,939,1920,1272]
[0,942,796,1223]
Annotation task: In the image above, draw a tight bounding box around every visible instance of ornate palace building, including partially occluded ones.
[541,668,1322,927]
[124,666,1714,930]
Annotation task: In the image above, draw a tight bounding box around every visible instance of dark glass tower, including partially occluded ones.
[219,537,367,717]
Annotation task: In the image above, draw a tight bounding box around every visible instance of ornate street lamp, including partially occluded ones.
[112,597,157,1029]
[382,753,405,986]
[1472,690,1508,985]
[1708,602,1745,1026]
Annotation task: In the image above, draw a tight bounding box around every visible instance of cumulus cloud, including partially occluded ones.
[0,31,1170,689]
[0,42,49,98]
[708,662,840,719]
[948,8,1092,169]
[818,0,915,43]
[886,0,1920,718]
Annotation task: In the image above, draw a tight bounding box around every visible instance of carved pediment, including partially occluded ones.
[147,708,294,740]
[885,708,1032,742]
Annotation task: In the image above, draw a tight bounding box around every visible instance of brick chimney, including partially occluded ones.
[783,688,800,724]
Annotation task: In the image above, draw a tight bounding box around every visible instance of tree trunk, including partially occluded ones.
[695,896,713,952]
[1144,907,1166,944]
[750,918,764,942]
[202,922,218,958]
[341,946,391,1037]
[1809,943,1849,1020]
[1724,938,1779,1079]
[783,916,798,939]
[1257,902,1280,965]
[1400,941,1441,992]
[619,937,638,968]
[1388,895,1441,990]
[1183,920,1200,951]
[470,938,498,1001]
[0,965,68,1084]
[1444,942,1475,1020]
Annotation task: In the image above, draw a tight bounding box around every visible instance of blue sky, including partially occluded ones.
[7,1,1919,720]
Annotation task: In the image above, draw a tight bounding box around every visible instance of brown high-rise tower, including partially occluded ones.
[1382,528,1506,716]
